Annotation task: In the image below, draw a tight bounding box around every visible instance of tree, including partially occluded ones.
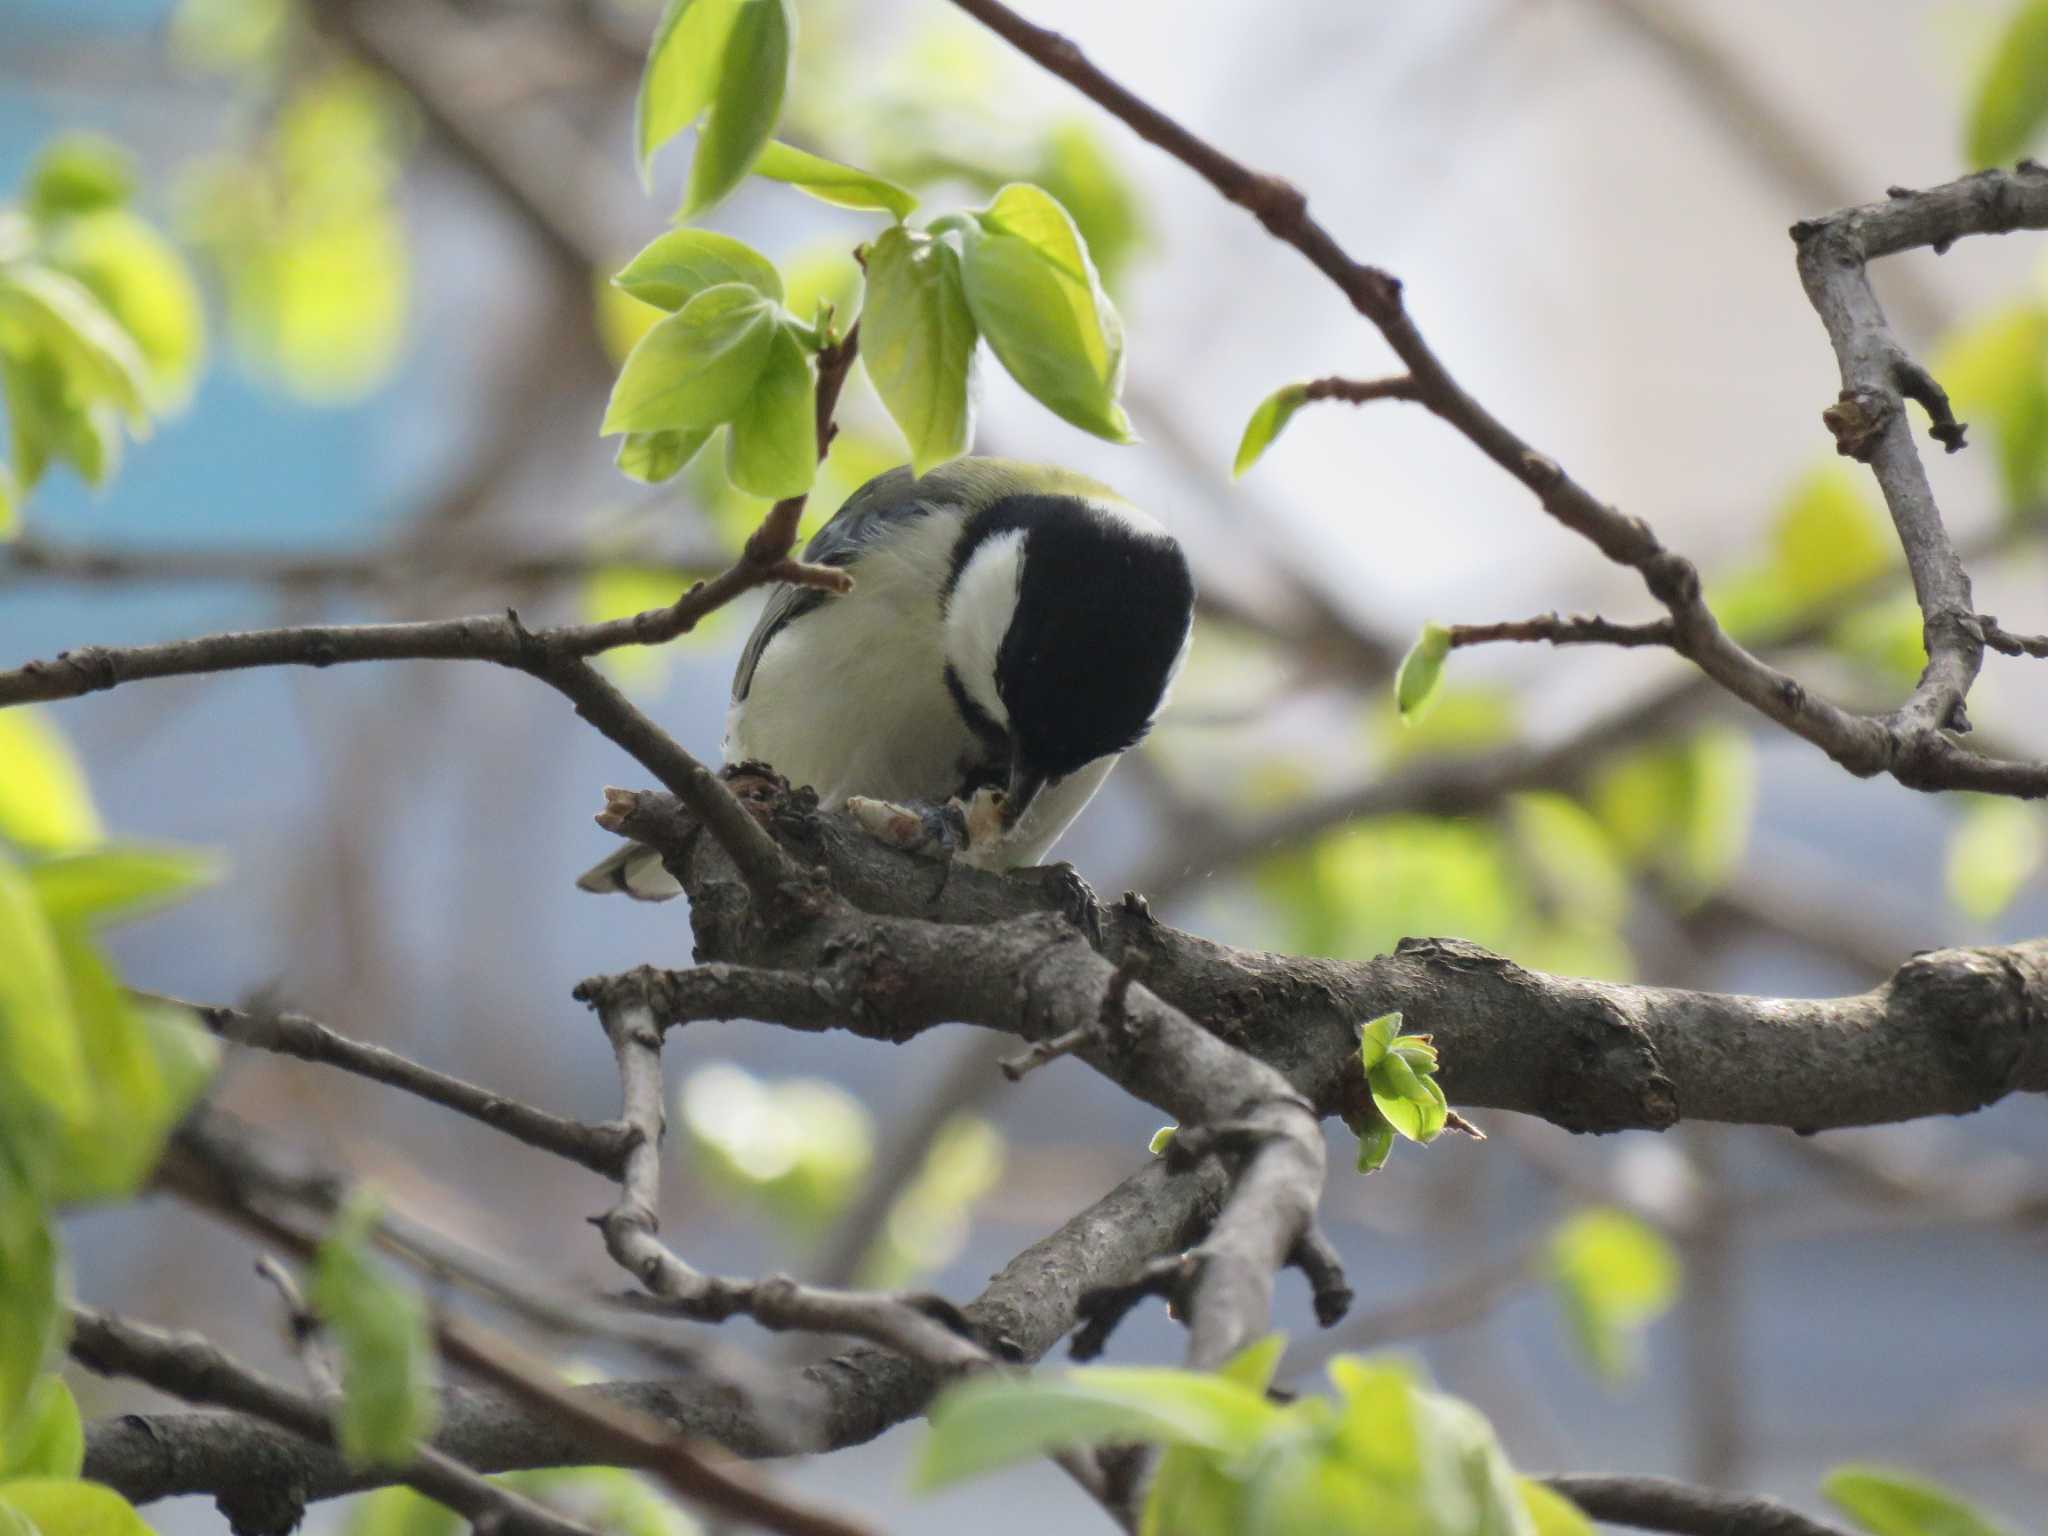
[1,0,2044,1533]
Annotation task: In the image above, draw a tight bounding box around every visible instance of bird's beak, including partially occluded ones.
[1002,760,1049,829]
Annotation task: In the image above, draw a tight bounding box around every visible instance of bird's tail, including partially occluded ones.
[574,843,684,901]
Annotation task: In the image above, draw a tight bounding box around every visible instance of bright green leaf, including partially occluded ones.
[1547,1206,1681,1384]
[495,1468,704,1536]
[683,0,795,217]
[601,283,777,435]
[0,264,150,422]
[1357,1012,1401,1071]
[960,184,1132,443]
[26,845,222,927]
[1935,303,2048,510]
[343,1485,465,1536]
[860,1114,1004,1288]
[0,1375,83,1480]
[1234,383,1309,477]
[1394,623,1451,723]
[1520,1480,1596,1536]
[0,1151,60,1431]
[617,428,713,485]
[0,856,93,1152]
[1590,726,1755,901]
[1148,1125,1177,1156]
[0,465,15,540]
[1966,0,2048,167]
[723,323,816,498]
[1823,1465,2016,1536]
[918,1368,1279,1490]
[636,0,740,179]
[47,209,208,409]
[1216,1334,1286,1394]
[309,1190,440,1468]
[0,710,102,852]
[1771,465,1890,603]
[1353,1117,1395,1174]
[613,230,782,311]
[0,1478,153,1536]
[752,141,915,219]
[1144,1445,1250,1536]
[862,226,977,473]
[24,135,134,219]
[680,1064,872,1236]
[1945,797,2046,921]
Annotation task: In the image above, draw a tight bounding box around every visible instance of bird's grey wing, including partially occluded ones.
[731,465,934,701]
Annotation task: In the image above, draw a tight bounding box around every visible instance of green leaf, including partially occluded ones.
[0,1151,60,1431]
[1547,1207,1681,1383]
[1148,1125,1177,1156]
[679,1064,872,1237]
[861,226,978,473]
[0,710,102,852]
[25,135,134,219]
[1519,1479,1596,1536]
[26,845,222,927]
[0,465,15,540]
[683,0,795,217]
[1394,623,1451,723]
[1771,465,1890,604]
[0,1376,83,1480]
[617,428,713,485]
[1234,383,1309,477]
[1934,304,2048,510]
[1966,0,2048,167]
[1145,1445,1250,1536]
[636,0,743,178]
[752,141,916,219]
[613,230,782,311]
[343,1486,465,1536]
[1945,797,2046,921]
[1589,726,1755,901]
[859,1114,1004,1288]
[1823,1465,2016,1536]
[918,1368,1279,1490]
[0,265,150,422]
[723,323,816,499]
[1353,1118,1395,1174]
[0,855,93,1152]
[0,1479,154,1536]
[959,184,1132,442]
[601,283,778,435]
[1356,1012,1401,1071]
[494,1468,703,1536]
[1368,1053,1443,1145]
[309,1190,440,1468]
[1216,1334,1286,1394]
[47,209,209,409]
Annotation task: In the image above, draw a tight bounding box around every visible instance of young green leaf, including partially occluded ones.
[0,264,151,422]
[46,210,207,410]
[0,1375,84,1479]
[752,141,916,219]
[0,710,102,852]
[616,427,712,485]
[959,184,1133,443]
[1546,1206,1681,1383]
[1356,1012,1401,1071]
[613,229,783,311]
[683,0,795,217]
[1234,383,1309,477]
[1933,303,2048,510]
[679,1064,873,1236]
[1519,1479,1596,1536]
[1148,1125,1177,1156]
[723,324,817,499]
[1395,622,1452,723]
[1966,0,2048,167]
[0,1481,154,1536]
[862,226,978,473]
[24,134,134,218]
[0,856,93,1148]
[309,1190,440,1468]
[1823,1465,2016,1536]
[1353,1118,1394,1174]
[636,0,743,179]
[601,283,778,435]
[26,845,222,927]
[0,1152,60,1431]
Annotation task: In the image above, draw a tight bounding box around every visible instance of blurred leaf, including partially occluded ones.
[679,1064,871,1235]
[0,465,15,539]
[1966,0,2048,166]
[753,142,915,219]
[1944,796,2045,921]
[862,226,977,473]
[637,0,743,179]
[617,428,713,485]
[1934,303,2048,509]
[1829,593,1928,691]
[170,0,297,75]
[1026,122,1145,292]
[959,183,1132,443]
[494,1469,703,1536]
[310,1191,440,1469]
[1823,1465,2016,1536]
[44,210,207,410]
[861,1115,1004,1288]
[0,855,92,1150]
[602,283,778,434]
[26,845,221,927]
[1394,623,1451,723]
[1145,1440,1249,1536]
[1772,464,1890,602]
[919,1367,1279,1490]
[1589,726,1754,901]
[1352,1118,1395,1174]
[0,710,102,852]
[0,264,150,423]
[24,136,133,220]
[1377,683,1520,763]
[1233,383,1307,477]
[0,1376,82,1480]
[1508,792,1628,931]
[614,230,783,312]
[723,324,815,498]
[1519,1479,1596,1536]
[684,0,796,216]
[1547,1207,1680,1383]
[344,1486,464,1536]
[0,1479,152,1536]
[0,1150,60,1431]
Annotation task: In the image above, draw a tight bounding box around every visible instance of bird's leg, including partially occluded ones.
[845,784,1008,863]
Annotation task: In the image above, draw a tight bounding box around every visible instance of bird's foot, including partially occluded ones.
[846,785,1007,863]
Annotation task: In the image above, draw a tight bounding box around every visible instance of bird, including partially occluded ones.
[578,457,1196,899]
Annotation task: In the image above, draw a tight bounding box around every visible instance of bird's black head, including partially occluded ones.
[944,492,1195,801]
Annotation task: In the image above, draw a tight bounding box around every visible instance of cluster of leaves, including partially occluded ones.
[920,1340,1594,1536]
[1344,1013,1452,1175]
[602,0,1133,498]
[0,136,204,529]
[0,710,221,1534]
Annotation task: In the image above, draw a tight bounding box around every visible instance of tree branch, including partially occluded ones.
[1543,1473,1853,1536]
[1448,613,1678,650]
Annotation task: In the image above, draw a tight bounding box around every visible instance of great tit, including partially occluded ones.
[578,457,1196,898]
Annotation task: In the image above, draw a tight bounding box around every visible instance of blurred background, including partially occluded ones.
[5,0,2048,1529]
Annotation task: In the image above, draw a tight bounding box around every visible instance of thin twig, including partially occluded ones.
[1447,614,1678,650]
[1542,1474,1854,1536]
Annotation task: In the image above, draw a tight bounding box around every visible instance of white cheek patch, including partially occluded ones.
[943,528,1024,728]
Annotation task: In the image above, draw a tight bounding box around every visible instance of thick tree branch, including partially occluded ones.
[1544,1473,1853,1536]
